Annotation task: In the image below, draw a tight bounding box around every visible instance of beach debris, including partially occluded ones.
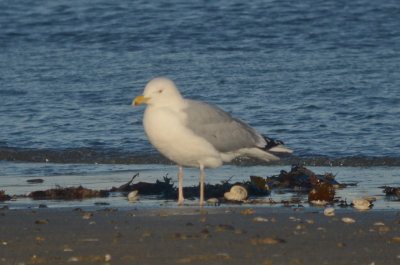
[382,186,400,199]
[342,217,356,223]
[5,166,351,206]
[111,174,176,198]
[127,190,139,202]
[324,207,335,216]
[29,186,109,200]
[224,185,247,201]
[250,176,269,192]
[266,165,339,189]
[308,181,335,203]
[0,190,10,201]
[353,198,371,210]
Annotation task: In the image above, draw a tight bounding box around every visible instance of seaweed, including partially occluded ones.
[265,165,339,189]
[15,165,344,204]
[29,186,109,200]
[381,186,400,199]
[0,190,11,201]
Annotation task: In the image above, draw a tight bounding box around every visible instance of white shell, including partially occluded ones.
[224,185,248,201]
[353,198,371,210]
[128,190,139,202]
[324,207,335,217]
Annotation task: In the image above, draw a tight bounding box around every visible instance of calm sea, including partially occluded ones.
[1,0,400,208]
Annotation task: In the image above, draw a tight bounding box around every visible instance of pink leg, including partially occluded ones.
[199,165,205,206]
[177,166,184,205]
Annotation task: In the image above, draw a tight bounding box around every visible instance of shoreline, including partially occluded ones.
[1,206,400,264]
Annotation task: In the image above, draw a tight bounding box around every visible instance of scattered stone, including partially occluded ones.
[240,208,254,215]
[342,217,356,223]
[251,237,285,245]
[82,212,93,219]
[376,226,390,232]
[215,224,235,232]
[253,217,269,222]
[207,198,219,205]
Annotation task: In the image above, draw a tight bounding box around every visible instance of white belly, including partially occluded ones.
[143,106,223,169]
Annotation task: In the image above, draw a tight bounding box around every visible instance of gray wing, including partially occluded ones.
[183,100,265,152]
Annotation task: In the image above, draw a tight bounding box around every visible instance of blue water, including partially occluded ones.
[1,0,400,209]
[1,0,400,164]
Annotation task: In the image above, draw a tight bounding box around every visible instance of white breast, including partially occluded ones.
[143,105,223,169]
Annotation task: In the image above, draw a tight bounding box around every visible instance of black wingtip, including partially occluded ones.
[263,136,284,150]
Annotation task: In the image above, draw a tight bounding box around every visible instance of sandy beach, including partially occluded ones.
[1,206,400,265]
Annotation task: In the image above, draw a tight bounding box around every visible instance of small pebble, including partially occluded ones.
[342,217,356,223]
[82,212,93,219]
[240,208,254,215]
[253,217,268,222]
[35,218,49,224]
[207,198,219,204]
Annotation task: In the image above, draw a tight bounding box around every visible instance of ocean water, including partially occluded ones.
[1,0,400,209]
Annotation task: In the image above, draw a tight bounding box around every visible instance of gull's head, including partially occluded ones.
[133,77,183,107]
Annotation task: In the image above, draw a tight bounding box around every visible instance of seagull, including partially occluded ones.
[133,77,292,205]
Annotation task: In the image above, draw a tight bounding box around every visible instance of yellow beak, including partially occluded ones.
[133,95,150,106]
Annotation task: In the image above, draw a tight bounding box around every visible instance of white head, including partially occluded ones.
[133,77,183,107]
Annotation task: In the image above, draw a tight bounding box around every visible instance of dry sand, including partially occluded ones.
[1,206,400,265]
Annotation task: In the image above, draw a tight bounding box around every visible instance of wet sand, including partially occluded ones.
[1,206,400,265]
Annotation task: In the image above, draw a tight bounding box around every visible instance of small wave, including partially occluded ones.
[1,147,399,167]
